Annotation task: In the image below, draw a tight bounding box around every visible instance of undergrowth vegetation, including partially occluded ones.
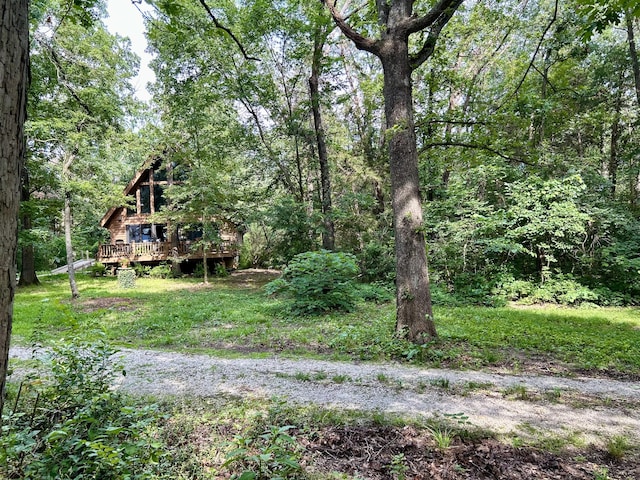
[1,340,163,479]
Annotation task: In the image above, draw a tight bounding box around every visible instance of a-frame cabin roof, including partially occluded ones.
[99,160,155,228]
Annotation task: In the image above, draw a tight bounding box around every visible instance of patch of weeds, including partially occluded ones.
[502,384,529,400]
[294,371,312,382]
[606,435,632,460]
[543,387,562,402]
[430,377,450,390]
[594,467,610,480]
[223,425,303,479]
[331,374,350,384]
[460,381,493,395]
[426,425,453,450]
[389,453,408,480]
[1,339,165,479]
[376,372,390,384]
[312,371,328,381]
[513,424,585,453]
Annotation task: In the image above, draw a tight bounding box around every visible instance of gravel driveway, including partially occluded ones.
[9,346,639,444]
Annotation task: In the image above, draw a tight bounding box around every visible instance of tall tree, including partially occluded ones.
[28,3,138,297]
[325,0,463,342]
[0,0,29,416]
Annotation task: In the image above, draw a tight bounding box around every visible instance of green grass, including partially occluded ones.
[12,274,640,377]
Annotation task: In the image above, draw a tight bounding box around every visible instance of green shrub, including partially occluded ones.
[265,250,359,315]
[149,263,171,279]
[215,263,229,278]
[1,340,164,479]
[223,425,302,479]
[494,274,599,305]
[88,262,107,277]
[355,282,394,303]
[133,263,151,277]
[357,240,395,282]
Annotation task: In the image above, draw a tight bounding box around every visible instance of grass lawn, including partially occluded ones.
[12,272,640,377]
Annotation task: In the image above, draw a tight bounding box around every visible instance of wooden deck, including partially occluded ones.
[97,240,237,265]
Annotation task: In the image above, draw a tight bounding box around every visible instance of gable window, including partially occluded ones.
[154,184,165,211]
[140,185,151,214]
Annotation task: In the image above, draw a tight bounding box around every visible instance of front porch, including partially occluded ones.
[97,240,238,266]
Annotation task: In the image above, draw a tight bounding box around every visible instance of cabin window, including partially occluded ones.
[153,224,166,241]
[140,185,151,214]
[126,201,136,216]
[141,225,153,242]
[154,184,165,211]
[127,224,141,243]
[179,225,203,241]
[128,224,165,243]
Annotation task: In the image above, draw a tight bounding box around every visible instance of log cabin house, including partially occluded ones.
[97,159,241,272]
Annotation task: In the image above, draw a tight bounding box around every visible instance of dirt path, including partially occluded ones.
[9,346,639,444]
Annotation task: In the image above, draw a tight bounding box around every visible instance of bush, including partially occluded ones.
[133,263,151,277]
[88,262,107,277]
[355,282,394,304]
[149,263,171,279]
[1,340,164,479]
[265,250,359,315]
[357,240,395,282]
[215,263,229,278]
[494,274,599,305]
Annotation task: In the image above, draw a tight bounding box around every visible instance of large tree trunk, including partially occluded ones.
[0,0,29,417]
[309,29,335,251]
[326,0,462,343]
[381,41,436,342]
[18,166,40,286]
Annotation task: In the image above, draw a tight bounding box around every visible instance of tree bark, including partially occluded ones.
[626,12,640,108]
[381,40,436,341]
[326,0,462,342]
[309,28,335,251]
[63,155,79,299]
[0,0,29,417]
[18,166,40,286]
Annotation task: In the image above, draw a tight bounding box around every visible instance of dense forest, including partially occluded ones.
[17,0,640,310]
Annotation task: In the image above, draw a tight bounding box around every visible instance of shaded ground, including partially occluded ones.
[304,425,639,479]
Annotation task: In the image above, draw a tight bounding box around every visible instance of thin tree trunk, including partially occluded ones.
[609,72,624,198]
[18,166,40,286]
[309,28,335,251]
[63,155,79,299]
[381,41,436,342]
[0,0,29,417]
[626,12,640,108]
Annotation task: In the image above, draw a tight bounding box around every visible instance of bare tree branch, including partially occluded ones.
[494,0,558,112]
[198,0,260,61]
[35,36,94,117]
[416,119,489,127]
[420,141,534,165]
[405,0,464,34]
[323,0,380,56]
[410,0,464,70]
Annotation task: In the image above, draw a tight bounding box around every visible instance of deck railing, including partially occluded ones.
[98,240,236,263]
